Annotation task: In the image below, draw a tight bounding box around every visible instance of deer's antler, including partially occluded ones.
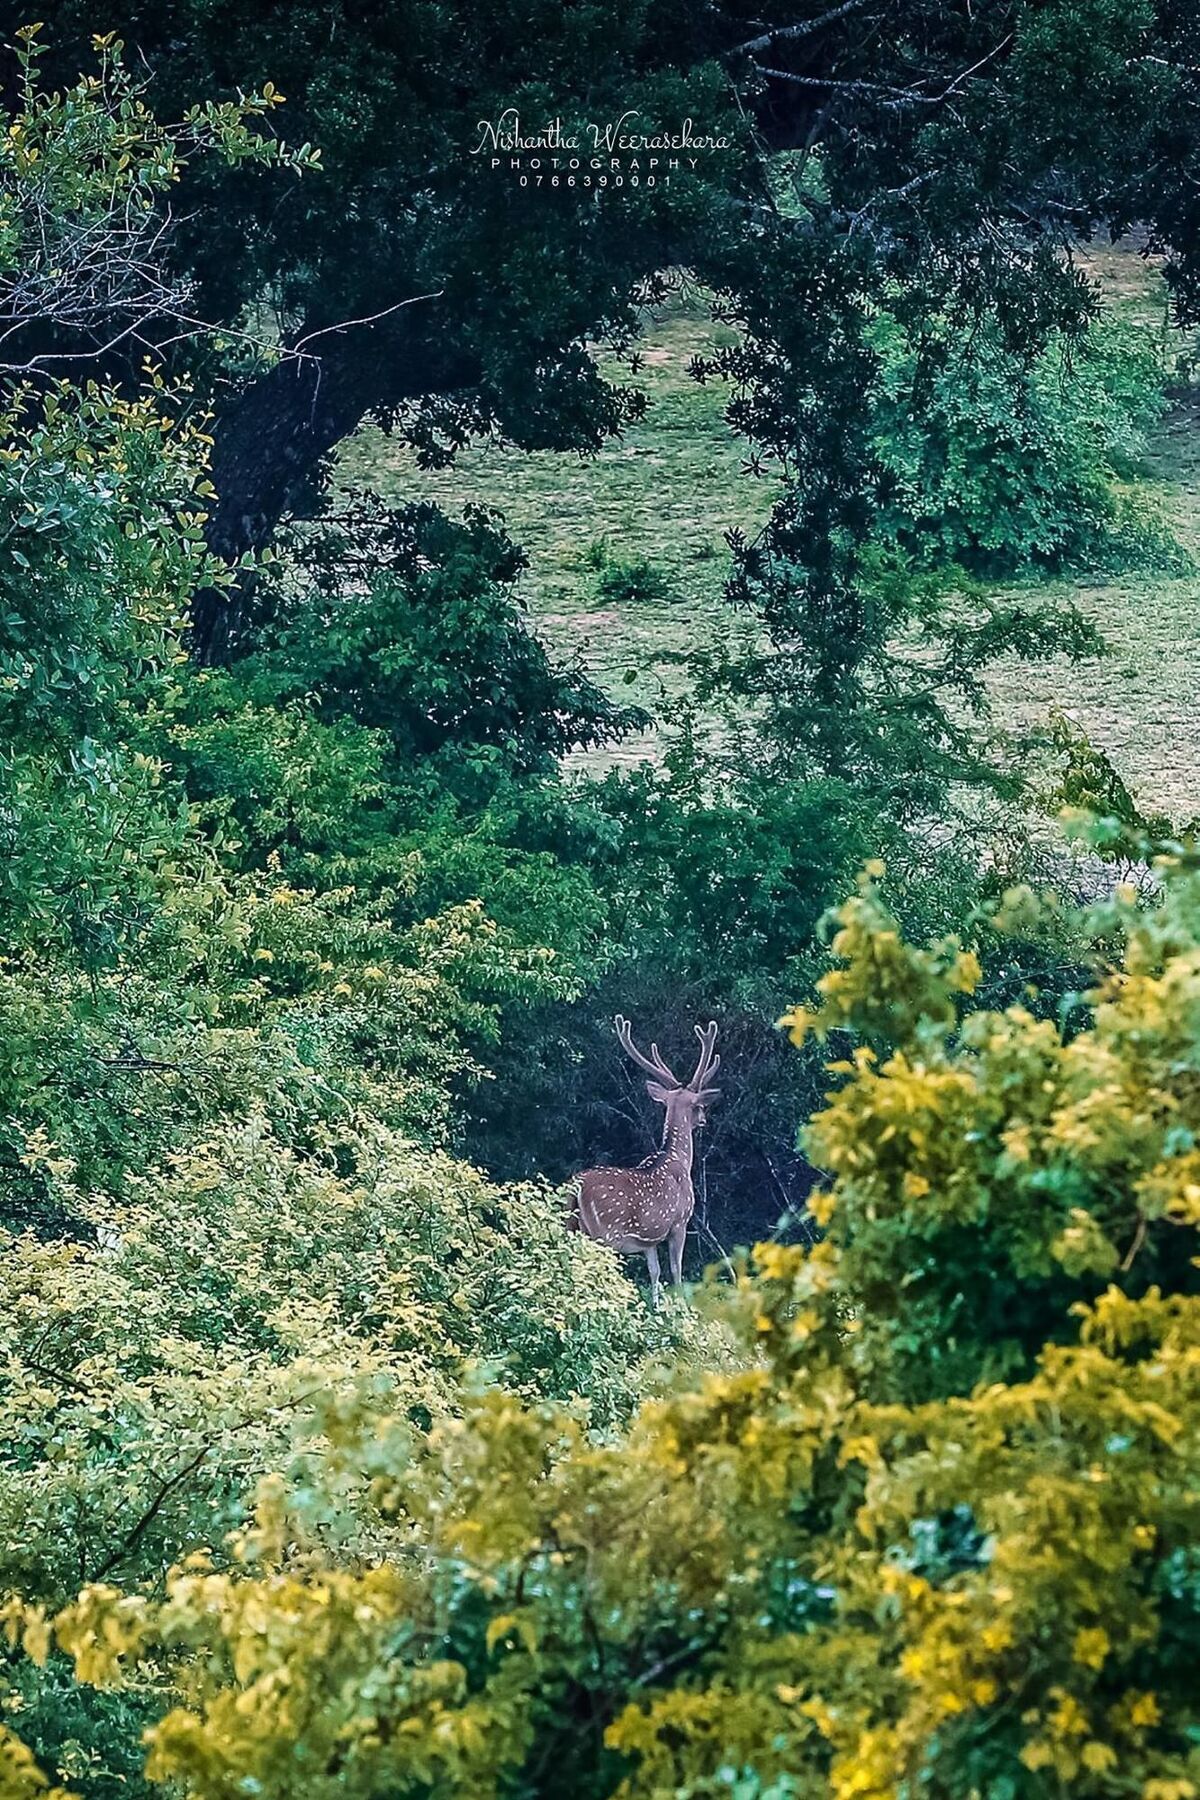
[615,1015,680,1088]
[689,1020,720,1090]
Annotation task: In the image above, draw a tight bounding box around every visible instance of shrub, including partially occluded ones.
[17,853,1200,1798]
[871,311,1183,577]
[240,495,642,773]
[0,1112,725,1794]
[595,555,679,607]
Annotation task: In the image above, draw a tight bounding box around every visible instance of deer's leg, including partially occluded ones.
[645,1244,662,1309]
[667,1219,687,1287]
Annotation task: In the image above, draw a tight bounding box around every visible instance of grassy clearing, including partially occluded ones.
[336,246,1200,816]
[970,240,1200,824]
[336,289,772,767]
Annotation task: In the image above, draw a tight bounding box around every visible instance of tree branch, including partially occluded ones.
[737,0,875,58]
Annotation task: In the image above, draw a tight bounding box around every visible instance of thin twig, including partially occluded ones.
[291,291,444,352]
[1120,1216,1147,1274]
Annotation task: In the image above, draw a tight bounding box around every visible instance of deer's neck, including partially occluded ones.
[655,1112,695,1177]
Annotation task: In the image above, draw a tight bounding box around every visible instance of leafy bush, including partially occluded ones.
[239,495,643,775]
[595,555,679,607]
[0,1111,723,1794]
[0,378,217,964]
[11,854,1200,1797]
[872,312,1182,577]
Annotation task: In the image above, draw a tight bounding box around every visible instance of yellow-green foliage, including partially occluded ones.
[0,36,740,1797]
[1,1110,688,1607]
[6,860,1200,1798]
[0,1723,73,1800]
[0,858,584,1236]
[0,1115,723,1792]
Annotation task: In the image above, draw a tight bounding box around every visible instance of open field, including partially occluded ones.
[337,247,1200,818]
[337,287,769,768]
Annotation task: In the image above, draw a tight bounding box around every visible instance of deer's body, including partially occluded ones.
[570,1017,720,1306]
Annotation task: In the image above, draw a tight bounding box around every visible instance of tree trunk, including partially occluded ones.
[191,314,479,664]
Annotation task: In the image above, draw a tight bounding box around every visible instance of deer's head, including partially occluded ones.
[615,1015,721,1132]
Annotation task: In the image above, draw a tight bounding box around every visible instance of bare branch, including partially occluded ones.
[292,292,445,352]
[737,0,875,58]
[753,31,1013,114]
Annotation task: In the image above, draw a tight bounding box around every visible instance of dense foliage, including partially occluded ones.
[7,860,1200,1798]
[3,13,1200,1799]
[17,0,1200,662]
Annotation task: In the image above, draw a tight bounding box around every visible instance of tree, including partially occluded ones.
[0,23,316,375]
[0,27,311,964]
[21,0,1197,662]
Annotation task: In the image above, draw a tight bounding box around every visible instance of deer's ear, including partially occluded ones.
[695,1087,721,1104]
[645,1080,674,1103]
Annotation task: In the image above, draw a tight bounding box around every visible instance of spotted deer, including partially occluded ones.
[569,1015,720,1306]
